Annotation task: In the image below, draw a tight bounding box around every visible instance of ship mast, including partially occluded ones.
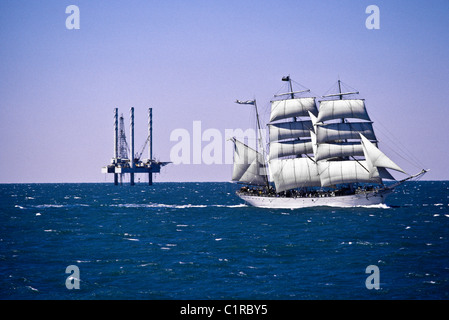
[338,79,343,100]
[253,100,263,153]
[322,80,359,99]
[268,76,321,192]
[254,100,270,189]
[337,79,345,125]
[282,75,296,122]
[233,99,270,188]
[338,80,347,145]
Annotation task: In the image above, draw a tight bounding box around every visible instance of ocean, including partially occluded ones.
[1,181,448,300]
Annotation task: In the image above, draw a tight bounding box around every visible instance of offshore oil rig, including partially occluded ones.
[101,107,170,185]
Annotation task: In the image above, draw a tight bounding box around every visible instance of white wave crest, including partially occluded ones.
[112,203,247,209]
[354,203,391,209]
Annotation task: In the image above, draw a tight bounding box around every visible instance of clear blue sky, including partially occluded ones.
[0,0,448,183]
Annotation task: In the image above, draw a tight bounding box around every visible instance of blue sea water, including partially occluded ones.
[1,181,448,300]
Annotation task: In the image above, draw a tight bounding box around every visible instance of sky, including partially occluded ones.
[0,0,448,183]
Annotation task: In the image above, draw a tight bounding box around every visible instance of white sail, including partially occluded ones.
[310,130,318,157]
[315,122,376,143]
[269,139,313,160]
[237,158,268,185]
[315,142,364,161]
[318,160,382,187]
[360,134,406,177]
[309,110,318,127]
[270,97,318,122]
[269,157,321,192]
[317,99,370,123]
[231,138,267,186]
[377,167,397,180]
[269,120,314,142]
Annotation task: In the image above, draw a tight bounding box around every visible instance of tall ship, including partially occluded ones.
[231,76,427,209]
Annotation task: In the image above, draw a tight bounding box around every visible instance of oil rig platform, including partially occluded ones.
[101,107,170,185]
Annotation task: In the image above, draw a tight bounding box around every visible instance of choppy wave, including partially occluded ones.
[111,203,248,209]
[15,204,91,209]
[2,181,449,300]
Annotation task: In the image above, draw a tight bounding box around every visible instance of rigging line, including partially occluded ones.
[384,143,422,170]
[370,114,426,169]
[321,80,342,98]
[351,156,369,173]
[273,82,288,97]
[321,80,360,101]
[290,79,314,95]
[261,100,271,130]
[338,80,359,94]
[274,78,317,101]
[305,153,316,164]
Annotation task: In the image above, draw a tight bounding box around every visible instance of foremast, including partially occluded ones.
[315,80,407,188]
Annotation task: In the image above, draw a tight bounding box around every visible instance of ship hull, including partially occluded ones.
[237,189,393,209]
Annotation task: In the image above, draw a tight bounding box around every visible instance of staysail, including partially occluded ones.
[231,138,267,186]
[359,133,406,177]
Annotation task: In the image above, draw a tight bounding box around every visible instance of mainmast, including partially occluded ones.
[268,76,320,192]
[282,75,295,99]
[281,75,309,122]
